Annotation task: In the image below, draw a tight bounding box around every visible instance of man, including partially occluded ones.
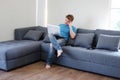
[46,14,77,69]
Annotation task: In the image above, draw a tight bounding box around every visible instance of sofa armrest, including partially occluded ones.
[14,26,38,40]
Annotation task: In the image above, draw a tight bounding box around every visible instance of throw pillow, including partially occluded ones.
[74,33,95,48]
[23,30,43,41]
[96,34,120,51]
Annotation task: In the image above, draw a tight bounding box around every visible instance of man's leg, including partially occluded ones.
[46,43,57,69]
[45,39,67,69]
[48,33,63,57]
[48,25,63,57]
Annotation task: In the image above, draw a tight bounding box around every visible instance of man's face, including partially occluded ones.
[64,18,71,25]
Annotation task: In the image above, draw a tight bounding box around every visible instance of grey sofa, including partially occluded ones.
[41,28,120,78]
[0,26,120,79]
[0,26,47,71]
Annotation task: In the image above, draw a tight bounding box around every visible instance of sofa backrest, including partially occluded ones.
[14,26,47,40]
[14,26,38,40]
[35,26,47,40]
[77,28,95,33]
[74,28,120,48]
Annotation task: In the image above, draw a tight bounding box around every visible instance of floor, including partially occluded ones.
[0,62,118,80]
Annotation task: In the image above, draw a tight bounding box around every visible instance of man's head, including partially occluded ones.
[65,14,74,25]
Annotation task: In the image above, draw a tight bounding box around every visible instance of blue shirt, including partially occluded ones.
[59,24,77,40]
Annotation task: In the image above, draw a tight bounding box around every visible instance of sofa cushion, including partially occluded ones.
[0,40,41,60]
[67,28,95,46]
[94,29,120,47]
[62,46,94,62]
[62,46,120,68]
[90,49,120,68]
[23,30,44,41]
[74,33,94,48]
[96,34,120,51]
[14,26,38,40]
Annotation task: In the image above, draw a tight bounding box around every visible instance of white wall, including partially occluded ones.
[0,0,36,41]
[48,0,111,29]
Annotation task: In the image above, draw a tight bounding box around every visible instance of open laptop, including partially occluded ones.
[47,24,60,35]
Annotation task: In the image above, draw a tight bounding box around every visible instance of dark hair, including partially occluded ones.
[66,14,74,22]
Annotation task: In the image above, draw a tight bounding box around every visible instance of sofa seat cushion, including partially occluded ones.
[0,40,41,60]
[62,46,120,68]
[89,49,120,68]
[62,46,92,62]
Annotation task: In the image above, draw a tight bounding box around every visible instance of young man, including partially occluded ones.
[46,14,77,69]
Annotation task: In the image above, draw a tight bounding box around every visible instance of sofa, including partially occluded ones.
[0,26,120,78]
[0,26,47,71]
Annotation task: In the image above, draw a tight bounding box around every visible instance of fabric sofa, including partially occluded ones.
[41,27,120,78]
[0,26,120,79]
[0,26,47,71]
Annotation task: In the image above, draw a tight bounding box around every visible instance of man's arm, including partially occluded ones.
[69,23,76,39]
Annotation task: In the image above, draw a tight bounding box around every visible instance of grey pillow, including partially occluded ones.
[74,33,95,48]
[67,28,95,46]
[96,34,120,51]
[24,30,43,41]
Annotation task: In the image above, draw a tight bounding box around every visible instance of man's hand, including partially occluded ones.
[68,22,72,28]
[68,22,76,39]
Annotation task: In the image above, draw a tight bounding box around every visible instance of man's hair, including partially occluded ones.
[66,14,74,22]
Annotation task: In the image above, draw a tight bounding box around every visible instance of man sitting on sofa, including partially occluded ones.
[46,14,77,69]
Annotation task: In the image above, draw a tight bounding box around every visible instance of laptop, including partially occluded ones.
[47,24,60,34]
